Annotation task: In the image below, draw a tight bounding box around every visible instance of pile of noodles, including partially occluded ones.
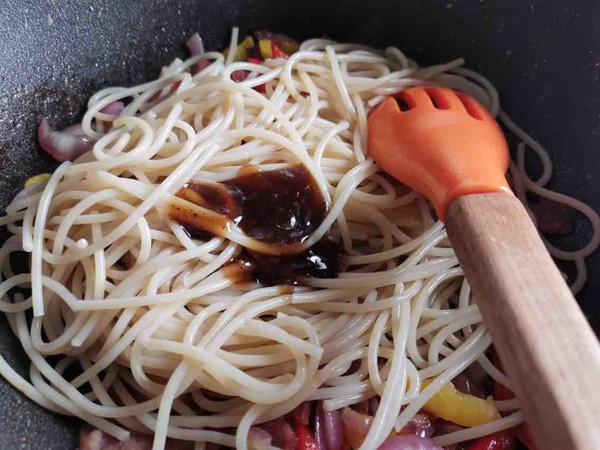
[0,28,598,450]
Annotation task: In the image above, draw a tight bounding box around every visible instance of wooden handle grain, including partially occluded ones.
[446,193,600,450]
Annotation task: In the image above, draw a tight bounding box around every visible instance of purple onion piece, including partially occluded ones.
[37,118,94,162]
[433,419,463,437]
[61,123,86,136]
[191,59,212,75]
[452,373,486,399]
[260,418,298,450]
[286,401,312,426]
[401,414,435,439]
[378,435,443,450]
[100,100,125,116]
[315,401,344,450]
[351,400,370,415]
[231,70,250,82]
[186,32,205,56]
[253,30,300,54]
[248,427,272,450]
[369,396,380,416]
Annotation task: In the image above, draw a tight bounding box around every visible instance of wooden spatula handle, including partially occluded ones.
[446,193,600,450]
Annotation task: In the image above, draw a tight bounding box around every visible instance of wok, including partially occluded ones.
[0,0,598,448]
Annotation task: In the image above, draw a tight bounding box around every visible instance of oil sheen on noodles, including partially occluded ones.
[0,27,598,450]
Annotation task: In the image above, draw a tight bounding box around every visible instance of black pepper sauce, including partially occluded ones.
[169,165,342,285]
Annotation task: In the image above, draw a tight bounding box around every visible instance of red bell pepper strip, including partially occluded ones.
[149,80,182,102]
[296,423,321,450]
[514,424,538,450]
[245,58,266,93]
[467,431,515,450]
[271,42,289,59]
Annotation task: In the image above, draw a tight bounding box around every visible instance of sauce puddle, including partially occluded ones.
[170,165,342,285]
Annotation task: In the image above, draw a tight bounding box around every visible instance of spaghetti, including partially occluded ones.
[0,28,598,450]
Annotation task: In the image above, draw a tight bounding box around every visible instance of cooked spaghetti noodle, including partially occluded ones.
[0,28,598,450]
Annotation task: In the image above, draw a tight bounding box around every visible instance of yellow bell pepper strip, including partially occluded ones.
[421,379,501,427]
[258,39,273,59]
[25,173,52,188]
[224,35,255,62]
[255,30,300,55]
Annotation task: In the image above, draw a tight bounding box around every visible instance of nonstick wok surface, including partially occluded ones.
[0,0,599,448]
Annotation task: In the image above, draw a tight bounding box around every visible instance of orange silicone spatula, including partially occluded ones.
[368,87,600,450]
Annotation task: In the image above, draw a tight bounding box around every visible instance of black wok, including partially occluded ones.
[0,0,598,448]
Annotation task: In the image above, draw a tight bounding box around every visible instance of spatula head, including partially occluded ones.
[367,86,511,221]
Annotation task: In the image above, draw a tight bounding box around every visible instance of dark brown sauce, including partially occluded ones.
[172,165,326,244]
[233,239,342,285]
[170,165,342,285]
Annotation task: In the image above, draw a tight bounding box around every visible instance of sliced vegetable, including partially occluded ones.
[248,427,273,450]
[315,401,344,450]
[261,418,298,450]
[351,400,370,415]
[79,423,194,450]
[296,423,321,450]
[378,435,442,450]
[191,59,212,75]
[37,117,94,162]
[341,408,373,449]
[287,401,312,426]
[100,101,125,116]
[398,414,435,439]
[432,419,463,436]
[224,35,256,62]
[259,39,273,59]
[467,430,515,450]
[150,80,182,103]
[514,424,538,450]
[271,42,289,59]
[254,30,300,54]
[421,380,500,427]
[231,70,250,82]
[342,408,436,449]
[186,32,205,56]
[452,373,486,399]
[493,381,514,401]
[24,173,51,188]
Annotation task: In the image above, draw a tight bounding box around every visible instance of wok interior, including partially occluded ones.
[0,0,598,448]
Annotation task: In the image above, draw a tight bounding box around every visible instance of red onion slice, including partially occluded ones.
[37,118,94,162]
[61,123,86,136]
[452,373,486,399]
[79,424,194,450]
[248,427,272,450]
[369,396,380,416]
[186,32,205,56]
[286,401,311,426]
[378,435,443,450]
[191,59,212,75]
[401,414,435,439]
[341,407,373,449]
[260,418,298,450]
[315,401,344,450]
[231,70,250,82]
[100,101,125,116]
